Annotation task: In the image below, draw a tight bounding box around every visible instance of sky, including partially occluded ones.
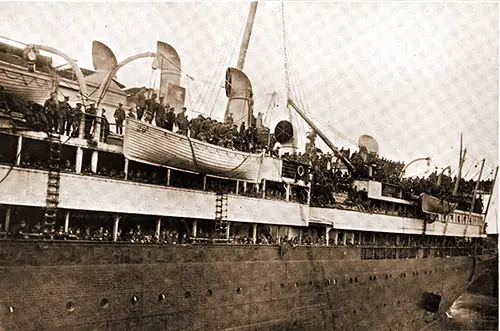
[0,1,498,181]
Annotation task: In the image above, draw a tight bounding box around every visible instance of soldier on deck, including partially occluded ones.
[136,88,147,120]
[43,92,58,131]
[84,103,97,137]
[165,107,176,131]
[100,109,110,142]
[225,112,234,126]
[71,103,83,136]
[144,93,157,124]
[176,107,189,135]
[65,101,76,136]
[155,97,166,128]
[113,103,126,134]
[59,96,71,135]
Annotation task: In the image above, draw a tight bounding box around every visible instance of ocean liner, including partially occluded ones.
[0,3,497,331]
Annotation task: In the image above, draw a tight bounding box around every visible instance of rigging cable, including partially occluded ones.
[280,1,295,150]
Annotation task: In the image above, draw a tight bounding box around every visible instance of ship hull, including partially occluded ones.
[123,119,263,182]
[0,240,494,331]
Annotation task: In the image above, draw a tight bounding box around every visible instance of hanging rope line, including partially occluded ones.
[281,1,295,150]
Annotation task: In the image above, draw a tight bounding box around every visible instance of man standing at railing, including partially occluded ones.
[84,103,97,137]
[59,96,71,135]
[43,92,58,132]
[71,103,83,136]
[113,103,126,134]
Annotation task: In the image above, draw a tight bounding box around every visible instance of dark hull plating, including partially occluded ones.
[0,240,493,331]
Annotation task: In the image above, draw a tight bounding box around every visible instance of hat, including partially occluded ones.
[170,107,175,111]
[64,96,69,100]
[76,103,82,106]
[118,103,123,106]
[159,96,164,99]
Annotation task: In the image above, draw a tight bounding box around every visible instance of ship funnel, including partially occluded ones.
[157,41,181,91]
[224,67,254,127]
[156,41,184,112]
[92,41,117,72]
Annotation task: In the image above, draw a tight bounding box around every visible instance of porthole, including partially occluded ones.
[158,293,166,302]
[354,277,359,283]
[349,278,353,283]
[100,298,109,309]
[184,291,191,299]
[309,281,313,286]
[280,283,285,288]
[8,306,14,313]
[65,301,75,312]
[131,295,139,305]
[333,279,337,285]
[236,287,242,294]
[295,282,299,288]
[373,275,377,280]
[206,289,213,297]
[369,276,373,280]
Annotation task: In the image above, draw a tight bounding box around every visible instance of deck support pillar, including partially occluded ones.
[285,184,291,201]
[342,232,347,246]
[15,136,22,166]
[332,230,338,246]
[396,234,400,246]
[325,226,332,246]
[203,175,207,191]
[236,180,240,195]
[166,169,171,186]
[75,147,83,173]
[155,217,161,241]
[299,228,303,245]
[243,182,247,193]
[4,206,11,233]
[112,215,120,242]
[192,220,198,238]
[252,223,257,244]
[351,232,355,245]
[91,150,98,173]
[64,211,70,233]
[226,222,231,240]
[124,158,129,179]
[261,180,266,199]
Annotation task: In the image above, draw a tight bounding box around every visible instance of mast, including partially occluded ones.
[287,98,354,172]
[236,2,258,71]
[453,133,465,196]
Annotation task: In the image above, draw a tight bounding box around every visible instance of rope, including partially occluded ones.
[186,135,200,171]
[281,1,294,146]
